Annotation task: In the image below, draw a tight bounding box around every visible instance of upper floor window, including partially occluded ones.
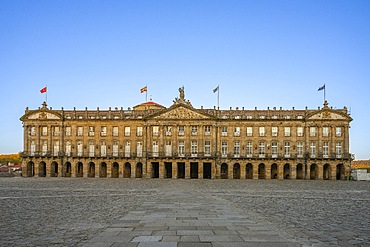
[124,126,131,136]
[284,141,290,157]
[221,126,228,136]
[30,126,36,136]
[271,141,278,158]
[259,127,265,137]
[77,126,83,136]
[204,141,211,156]
[89,126,95,136]
[30,140,35,155]
[284,127,290,137]
[259,141,265,157]
[336,127,342,137]
[246,127,253,137]
[113,126,119,136]
[166,126,172,136]
[297,127,303,137]
[310,127,316,137]
[234,141,240,157]
[221,141,228,157]
[272,127,278,137]
[246,141,253,157]
[153,126,159,136]
[42,126,48,136]
[101,126,107,136]
[322,127,329,137]
[234,127,241,136]
[54,126,60,136]
[137,126,143,136]
[65,126,71,136]
[178,126,185,136]
[204,126,211,135]
[191,126,198,135]
[297,141,303,157]
[191,141,198,157]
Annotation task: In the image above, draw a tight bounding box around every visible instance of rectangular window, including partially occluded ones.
[166,126,172,136]
[297,127,303,137]
[101,126,107,136]
[191,126,198,135]
[30,141,35,156]
[54,126,60,136]
[336,127,342,137]
[113,126,119,136]
[272,127,278,137]
[89,141,94,157]
[77,141,83,156]
[77,126,83,136]
[191,141,198,157]
[284,141,290,157]
[178,126,185,136]
[259,141,265,158]
[42,140,48,155]
[310,127,316,137]
[284,127,290,137]
[65,141,71,156]
[323,127,329,137]
[221,126,228,136]
[221,141,228,157]
[113,141,119,157]
[246,127,253,137]
[297,141,303,158]
[310,141,316,158]
[259,127,265,137]
[234,141,240,157]
[246,141,253,157]
[101,141,107,157]
[137,141,143,157]
[204,126,211,135]
[234,127,241,136]
[204,141,211,156]
[137,126,143,136]
[336,142,342,158]
[30,127,36,136]
[66,126,71,136]
[153,126,159,136]
[89,126,94,136]
[271,142,278,158]
[323,142,329,158]
[152,141,158,157]
[42,126,48,136]
[53,141,59,156]
[178,141,185,156]
[166,141,172,156]
[125,142,130,157]
[125,126,131,136]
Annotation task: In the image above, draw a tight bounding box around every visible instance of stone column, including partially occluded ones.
[228,163,233,179]
[291,164,296,180]
[95,162,100,178]
[131,163,136,178]
[146,161,152,178]
[173,162,178,179]
[317,162,323,180]
[71,162,76,178]
[198,162,203,179]
[83,161,88,178]
[159,162,165,179]
[253,163,259,179]
[240,163,246,179]
[185,161,190,179]
[265,163,271,180]
[277,163,284,180]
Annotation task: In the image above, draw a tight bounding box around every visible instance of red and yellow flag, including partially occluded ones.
[40,87,47,93]
[140,86,147,93]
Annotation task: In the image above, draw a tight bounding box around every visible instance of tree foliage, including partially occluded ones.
[0,153,22,165]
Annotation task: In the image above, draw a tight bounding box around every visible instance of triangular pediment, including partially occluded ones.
[21,110,62,121]
[150,105,213,120]
[307,110,350,121]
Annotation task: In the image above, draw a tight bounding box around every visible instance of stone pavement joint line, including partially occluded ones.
[83,194,305,247]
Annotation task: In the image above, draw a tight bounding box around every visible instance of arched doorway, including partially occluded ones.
[221,163,228,179]
[271,163,278,179]
[112,162,119,178]
[100,162,107,178]
[284,164,290,179]
[88,162,95,178]
[76,162,83,177]
[310,164,318,180]
[123,162,131,178]
[296,163,303,179]
[323,164,331,180]
[336,164,345,180]
[136,163,143,178]
[258,163,265,179]
[39,162,46,177]
[233,163,240,179]
[27,161,35,177]
[64,162,72,177]
[246,163,253,179]
[50,162,58,177]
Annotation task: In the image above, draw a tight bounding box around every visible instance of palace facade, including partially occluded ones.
[20,88,352,180]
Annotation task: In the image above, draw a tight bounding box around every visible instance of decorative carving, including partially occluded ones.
[154,106,208,119]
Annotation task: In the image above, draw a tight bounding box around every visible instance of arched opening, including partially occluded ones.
[246,163,253,179]
[233,163,240,179]
[64,162,72,177]
[136,163,143,178]
[284,164,290,179]
[88,162,95,178]
[258,163,265,179]
[123,162,131,178]
[323,164,331,180]
[112,162,119,178]
[296,163,303,179]
[39,161,46,177]
[76,162,83,177]
[271,163,278,179]
[336,164,345,180]
[221,163,228,179]
[27,161,35,177]
[310,164,318,180]
[100,162,107,178]
[50,162,58,177]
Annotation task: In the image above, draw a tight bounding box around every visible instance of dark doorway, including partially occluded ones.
[233,163,240,179]
[246,163,253,179]
[190,162,198,179]
[123,163,131,178]
[112,162,119,178]
[136,163,143,178]
[221,163,228,179]
[51,162,58,177]
[165,162,172,178]
[152,162,159,178]
[100,162,107,178]
[76,162,83,177]
[203,163,211,179]
[39,162,46,177]
[177,162,185,179]
[296,164,303,179]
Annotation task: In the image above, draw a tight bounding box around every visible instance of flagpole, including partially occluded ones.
[46,85,48,104]
[217,85,220,109]
[324,83,326,102]
[146,85,148,102]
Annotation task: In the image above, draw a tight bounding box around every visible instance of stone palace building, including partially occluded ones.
[20,87,352,180]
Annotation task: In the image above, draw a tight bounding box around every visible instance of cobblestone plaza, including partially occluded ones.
[0,178,369,246]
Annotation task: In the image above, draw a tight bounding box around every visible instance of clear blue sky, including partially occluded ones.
[1,0,369,159]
